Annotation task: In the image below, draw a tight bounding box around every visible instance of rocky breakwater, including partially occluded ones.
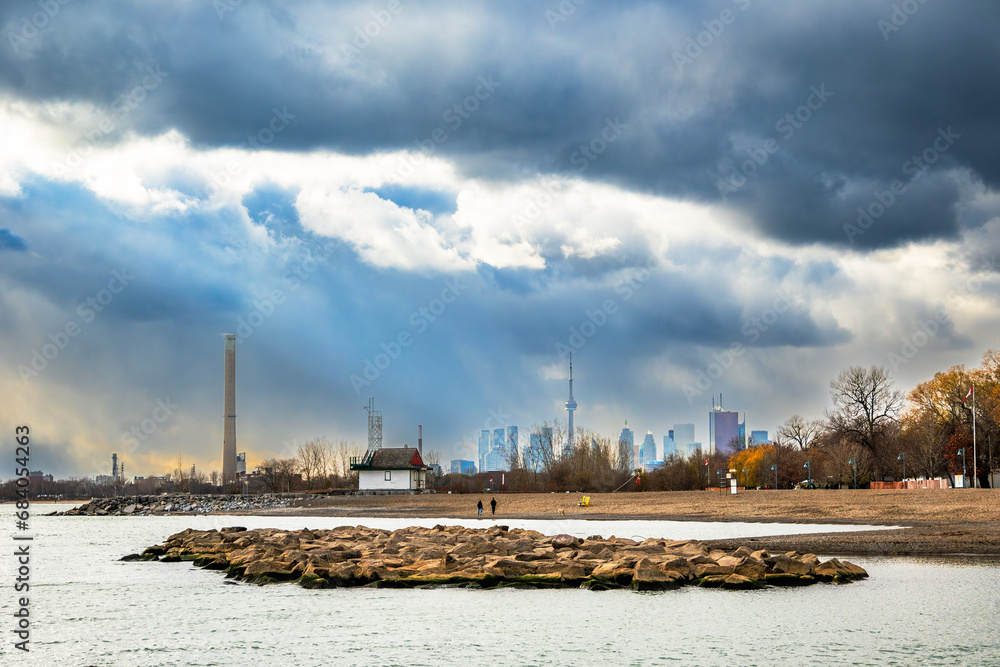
[124,524,868,591]
[57,494,296,516]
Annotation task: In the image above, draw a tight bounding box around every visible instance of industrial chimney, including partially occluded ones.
[222,334,237,483]
[418,425,423,456]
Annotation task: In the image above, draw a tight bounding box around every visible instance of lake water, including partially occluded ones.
[3,507,998,666]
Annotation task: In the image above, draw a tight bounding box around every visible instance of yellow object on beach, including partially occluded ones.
[578,496,590,507]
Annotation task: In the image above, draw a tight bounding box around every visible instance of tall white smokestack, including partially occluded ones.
[418,425,423,455]
[223,334,237,483]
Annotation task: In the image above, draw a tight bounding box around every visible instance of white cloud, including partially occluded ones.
[296,185,471,271]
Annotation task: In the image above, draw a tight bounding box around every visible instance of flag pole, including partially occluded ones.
[973,383,977,488]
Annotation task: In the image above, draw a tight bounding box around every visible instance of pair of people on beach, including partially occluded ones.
[476,497,497,516]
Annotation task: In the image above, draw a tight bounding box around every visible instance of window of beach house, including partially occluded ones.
[385,471,391,481]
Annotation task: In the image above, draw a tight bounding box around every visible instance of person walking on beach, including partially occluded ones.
[490,497,497,515]
[477,500,483,516]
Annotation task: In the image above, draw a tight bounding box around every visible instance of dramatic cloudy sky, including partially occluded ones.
[3,0,1000,478]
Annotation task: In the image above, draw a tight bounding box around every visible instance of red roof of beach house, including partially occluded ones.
[365,447,427,470]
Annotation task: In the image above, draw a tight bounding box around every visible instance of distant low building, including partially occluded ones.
[351,446,428,491]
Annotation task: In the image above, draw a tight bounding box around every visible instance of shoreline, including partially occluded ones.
[50,489,1000,557]
[231,489,1000,557]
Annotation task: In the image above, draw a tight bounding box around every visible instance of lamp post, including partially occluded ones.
[959,448,966,488]
[897,453,905,486]
[849,458,857,490]
[803,461,811,489]
[771,464,777,489]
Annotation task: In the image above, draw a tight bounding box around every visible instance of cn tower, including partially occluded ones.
[565,353,577,453]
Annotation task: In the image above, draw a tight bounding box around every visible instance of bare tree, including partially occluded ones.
[258,457,298,492]
[617,433,633,472]
[297,438,330,488]
[331,440,364,486]
[827,365,903,477]
[776,414,824,450]
[280,458,299,492]
[171,456,190,493]
[257,458,281,493]
[900,411,948,480]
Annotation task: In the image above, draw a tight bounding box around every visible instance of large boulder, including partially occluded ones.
[631,566,676,591]
[551,534,579,549]
[767,554,813,576]
[130,524,868,593]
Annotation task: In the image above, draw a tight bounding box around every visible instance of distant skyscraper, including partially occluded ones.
[640,431,656,467]
[619,421,634,469]
[236,452,246,475]
[222,334,237,483]
[565,353,577,454]
[507,425,519,464]
[687,442,702,458]
[673,423,695,457]
[750,430,770,446]
[662,434,676,459]
[709,396,741,455]
[478,430,490,473]
[451,459,476,475]
[492,427,505,458]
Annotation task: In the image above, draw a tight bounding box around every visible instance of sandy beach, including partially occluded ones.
[246,488,1000,557]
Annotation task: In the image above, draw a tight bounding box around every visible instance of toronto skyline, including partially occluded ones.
[3,1,1000,478]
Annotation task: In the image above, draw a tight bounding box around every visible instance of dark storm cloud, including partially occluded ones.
[0,228,27,251]
[5,1,998,249]
[475,258,850,365]
[0,182,247,323]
